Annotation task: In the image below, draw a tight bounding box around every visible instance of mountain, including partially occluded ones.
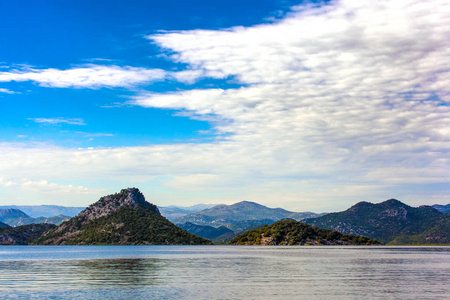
[0,205,84,218]
[159,204,218,221]
[0,224,56,245]
[159,207,192,221]
[0,208,31,226]
[0,221,10,228]
[230,220,380,246]
[432,204,450,214]
[390,212,450,245]
[32,215,71,226]
[173,201,322,228]
[0,208,70,227]
[178,222,233,240]
[304,199,445,244]
[36,188,211,245]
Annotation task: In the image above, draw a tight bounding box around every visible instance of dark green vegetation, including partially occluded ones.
[390,213,450,245]
[304,199,449,244]
[0,221,10,228]
[178,222,233,241]
[0,224,56,245]
[230,220,380,246]
[36,188,211,245]
[0,208,70,227]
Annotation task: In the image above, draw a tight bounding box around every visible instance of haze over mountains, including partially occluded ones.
[0,188,448,245]
[174,201,323,226]
[0,205,85,218]
[0,208,70,227]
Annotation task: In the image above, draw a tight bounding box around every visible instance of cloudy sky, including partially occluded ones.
[0,0,449,211]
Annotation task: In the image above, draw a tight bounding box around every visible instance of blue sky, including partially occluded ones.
[0,0,449,210]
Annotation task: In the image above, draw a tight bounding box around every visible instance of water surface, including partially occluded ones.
[0,246,449,299]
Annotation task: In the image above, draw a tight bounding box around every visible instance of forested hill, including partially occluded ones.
[230,220,380,246]
[304,199,447,244]
[36,188,211,245]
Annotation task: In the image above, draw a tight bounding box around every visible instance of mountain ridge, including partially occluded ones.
[36,188,211,245]
[304,199,446,244]
[173,200,323,228]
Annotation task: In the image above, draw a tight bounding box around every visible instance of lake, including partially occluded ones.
[0,246,449,299]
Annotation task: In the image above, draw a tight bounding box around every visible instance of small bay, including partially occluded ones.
[0,246,449,299]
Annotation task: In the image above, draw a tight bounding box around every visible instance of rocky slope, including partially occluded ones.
[230,220,380,246]
[304,199,445,244]
[36,188,211,245]
[0,223,56,245]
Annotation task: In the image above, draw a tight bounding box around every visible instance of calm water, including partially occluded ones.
[0,246,449,299]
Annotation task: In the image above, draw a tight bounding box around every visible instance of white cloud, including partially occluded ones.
[28,117,86,126]
[1,0,449,209]
[0,65,167,88]
[0,177,104,199]
[0,88,15,94]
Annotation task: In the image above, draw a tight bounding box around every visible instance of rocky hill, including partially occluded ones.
[0,223,56,245]
[304,199,446,244]
[36,188,211,245]
[230,220,380,246]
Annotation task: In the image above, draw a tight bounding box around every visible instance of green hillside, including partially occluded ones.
[36,188,211,245]
[230,220,380,246]
[304,199,445,244]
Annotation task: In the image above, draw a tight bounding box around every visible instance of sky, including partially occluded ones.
[0,0,449,211]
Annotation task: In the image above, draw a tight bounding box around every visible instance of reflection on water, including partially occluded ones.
[0,258,160,292]
[0,246,449,299]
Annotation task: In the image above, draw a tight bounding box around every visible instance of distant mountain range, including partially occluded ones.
[0,205,84,218]
[174,200,323,228]
[0,208,70,227]
[432,204,450,214]
[172,201,324,242]
[304,199,449,244]
[0,191,448,245]
[158,204,218,221]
